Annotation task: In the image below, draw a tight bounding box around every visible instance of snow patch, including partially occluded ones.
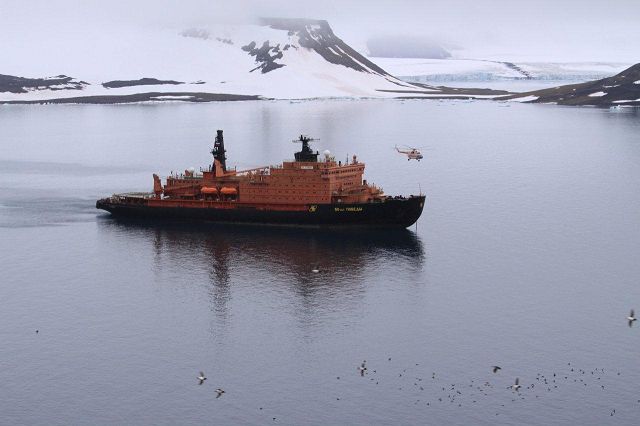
[510,95,539,102]
[151,95,195,100]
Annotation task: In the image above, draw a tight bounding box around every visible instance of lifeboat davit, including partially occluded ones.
[201,187,218,194]
[220,187,238,195]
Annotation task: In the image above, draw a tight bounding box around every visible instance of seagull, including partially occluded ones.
[509,378,521,391]
[215,388,225,398]
[628,309,636,327]
[358,361,367,376]
[197,372,207,385]
[311,267,320,273]
[492,366,502,373]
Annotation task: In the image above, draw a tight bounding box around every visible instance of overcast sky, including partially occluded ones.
[2,0,639,61]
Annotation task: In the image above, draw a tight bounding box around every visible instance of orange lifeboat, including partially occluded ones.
[201,187,218,194]
[220,187,238,195]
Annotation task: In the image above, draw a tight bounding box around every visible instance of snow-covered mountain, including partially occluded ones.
[6,17,634,105]
[0,18,506,103]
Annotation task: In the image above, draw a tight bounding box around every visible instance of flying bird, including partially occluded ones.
[215,388,225,398]
[492,366,502,373]
[627,309,636,327]
[198,371,207,385]
[509,378,521,391]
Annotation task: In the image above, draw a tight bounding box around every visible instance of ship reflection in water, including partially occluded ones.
[97,217,425,321]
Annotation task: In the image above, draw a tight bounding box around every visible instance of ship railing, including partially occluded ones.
[112,192,155,201]
[166,174,203,180]
[235,166,270,176]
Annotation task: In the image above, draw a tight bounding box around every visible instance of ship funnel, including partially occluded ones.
[212,129,227,173]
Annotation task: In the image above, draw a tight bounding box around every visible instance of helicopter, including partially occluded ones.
[395,145,424,161]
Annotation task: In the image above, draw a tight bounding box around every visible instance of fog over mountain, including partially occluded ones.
[2,0,639,63]
[366,36,451,59]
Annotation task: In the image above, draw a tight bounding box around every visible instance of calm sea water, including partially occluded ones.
[1,100,640,425]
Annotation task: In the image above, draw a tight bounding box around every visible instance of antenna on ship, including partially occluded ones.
[211,130,227,173]
[292,134,320,162]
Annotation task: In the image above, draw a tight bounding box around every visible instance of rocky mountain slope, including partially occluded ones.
[503,63,640,106]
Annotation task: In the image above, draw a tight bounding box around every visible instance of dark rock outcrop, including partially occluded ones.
[102,78,184,89]
[241,41,286,73]
[503,63,640,106]
[1,92,261,105]
[260,18,391,77]
[0,74,87,93]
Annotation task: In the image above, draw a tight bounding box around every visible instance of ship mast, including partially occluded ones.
[293,135,319,162]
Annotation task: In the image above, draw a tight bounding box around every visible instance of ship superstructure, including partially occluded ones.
[97,131,424,228]
[156,131,384,205]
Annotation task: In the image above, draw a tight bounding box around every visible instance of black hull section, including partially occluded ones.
[96,196,425,228]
